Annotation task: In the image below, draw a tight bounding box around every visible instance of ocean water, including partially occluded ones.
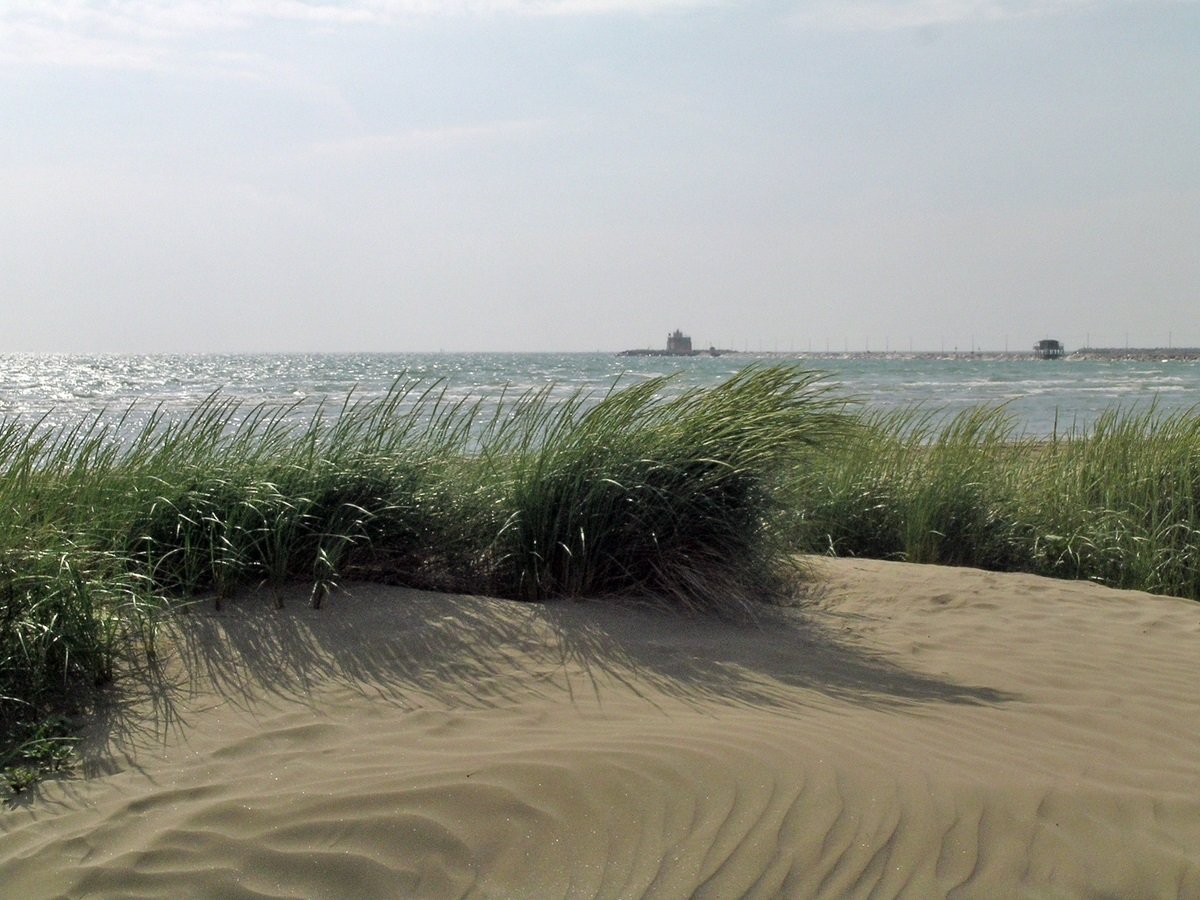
[1,352,1198,439]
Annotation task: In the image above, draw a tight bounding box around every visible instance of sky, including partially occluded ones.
[1,0,1196,353]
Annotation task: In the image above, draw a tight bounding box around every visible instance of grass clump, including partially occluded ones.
[493,367,848,607]
[0,539,151,795]
[1,365,849,786]
[1017,406,1200,597]
[790,401,1200,600]
[790,406,1028,569]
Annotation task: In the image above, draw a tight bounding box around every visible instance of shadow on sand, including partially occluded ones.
[53,574,1020,789]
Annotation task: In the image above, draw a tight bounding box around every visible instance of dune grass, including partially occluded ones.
[789,402,1200,599]
[8,365,1200,793]
[1,366,848,788]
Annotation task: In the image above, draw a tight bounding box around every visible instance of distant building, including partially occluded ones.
[1034,338,1065,359]
[616,329,716,357]
[667,330,693,354]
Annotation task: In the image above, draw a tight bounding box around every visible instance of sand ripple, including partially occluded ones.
[3,559,1199,897]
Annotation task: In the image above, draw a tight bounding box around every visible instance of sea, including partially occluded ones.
[1,352,1199,440]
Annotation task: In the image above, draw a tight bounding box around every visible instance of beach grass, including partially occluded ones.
[788,401,1200,599]
[1,366,848,785]
[7,364,1200,792]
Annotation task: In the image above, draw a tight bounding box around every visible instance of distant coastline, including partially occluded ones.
[620,347,1200,363]
[616,348,731,358]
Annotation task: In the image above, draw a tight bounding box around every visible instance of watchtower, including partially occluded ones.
[667,330,693,354]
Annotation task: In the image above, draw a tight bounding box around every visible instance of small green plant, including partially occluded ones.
[2,716,77,796]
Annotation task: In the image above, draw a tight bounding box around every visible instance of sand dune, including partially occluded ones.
[3,558,1199,898]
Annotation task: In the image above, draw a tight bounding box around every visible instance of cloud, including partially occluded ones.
[0,2,714,76]
[0,2,433,72]
[0,0,727,69]
[495,0,723,13]
[2,0,1176,71]
[783,0,1156,32]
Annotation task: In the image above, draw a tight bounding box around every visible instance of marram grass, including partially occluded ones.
[788,401,1200,600]
[9,368,1200,792]
[1,366,848,786]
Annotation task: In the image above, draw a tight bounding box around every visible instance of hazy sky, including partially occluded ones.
[1,0,1196,353]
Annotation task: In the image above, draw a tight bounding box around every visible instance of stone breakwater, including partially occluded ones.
[713,348,1200,363]
[1066,348,1200,362]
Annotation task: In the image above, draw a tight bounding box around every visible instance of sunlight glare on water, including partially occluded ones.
[0,353,1198,439]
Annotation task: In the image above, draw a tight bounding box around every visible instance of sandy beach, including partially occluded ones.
[2,557,1198,898]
